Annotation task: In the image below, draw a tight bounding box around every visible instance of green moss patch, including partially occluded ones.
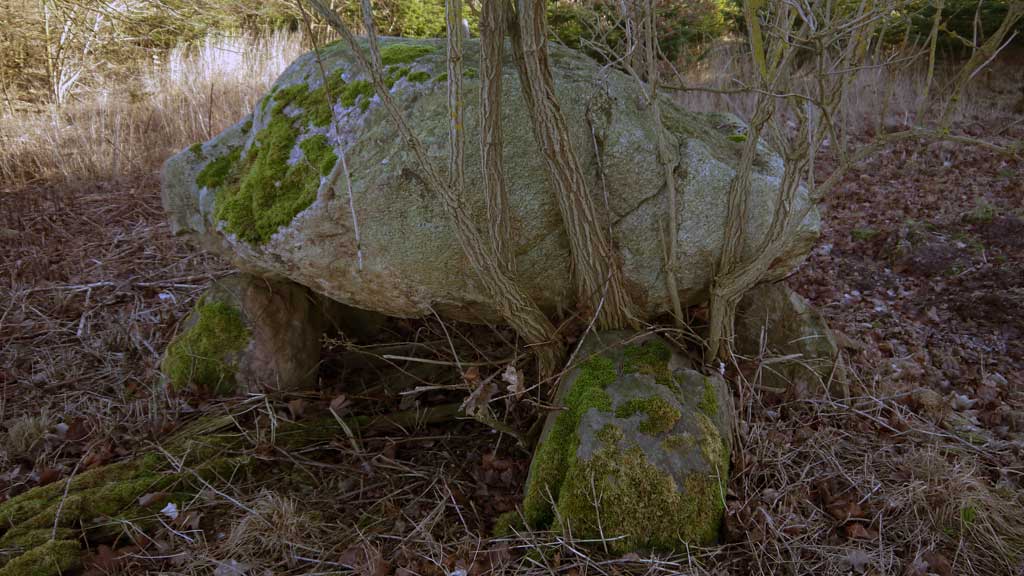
[161,301,250,395]
[697,413,729,474]
[623,339,676,389]
[851,227,879,241]
[523,355,615,527]
[340,80,374,112]
[196,146,241,190]
[492,511,524,537]
[0,539,81,576]
[206,85,340,243]
[0,416,265,575]
[615,396,681,435]
[299,135,339,177]
[379,43,435,65]
[698,377,718,417]
[524,335,731,551]
[556,440,724,552]
[406,70,431,82]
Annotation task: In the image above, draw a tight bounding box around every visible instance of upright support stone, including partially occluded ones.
[734,283,846,397]
[523,331,733,552]
[161,274,326,394]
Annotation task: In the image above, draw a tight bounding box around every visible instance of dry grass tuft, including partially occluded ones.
[222,491,325,571]
[2,412,51,462]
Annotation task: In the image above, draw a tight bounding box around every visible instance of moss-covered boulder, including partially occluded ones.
[734,283,846,397]
[523,331,733,553]
[162,274,331,394]
[162,37,819,323]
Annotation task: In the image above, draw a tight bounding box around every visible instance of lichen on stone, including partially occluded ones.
[614,396,681,435]
[161,300,250,394]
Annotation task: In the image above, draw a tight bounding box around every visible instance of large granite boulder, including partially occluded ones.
[523,331,733,552]
[162,38,820,322]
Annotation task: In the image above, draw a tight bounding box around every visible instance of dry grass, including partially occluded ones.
[0,31,302,466]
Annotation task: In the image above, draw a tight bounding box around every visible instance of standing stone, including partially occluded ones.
[523,331,733,552]
[734,283,845,397]
[161,274,325,394]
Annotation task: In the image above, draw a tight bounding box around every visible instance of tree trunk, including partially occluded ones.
[509,0,637,330]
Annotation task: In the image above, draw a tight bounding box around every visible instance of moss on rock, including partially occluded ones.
[523,333,732,553]
[195,146,241,190]
[0,415,265,574]
[522,354,615,527]
[556,441,724,553]
[615,396,681,435]
[492,511,525,537]
[622,338,675,389]
[379,43,435,65]
[0,539,81,576]
[406,70,431,83]
[699,377,718,417]
[161,300,250,394]
[201,71,351,244]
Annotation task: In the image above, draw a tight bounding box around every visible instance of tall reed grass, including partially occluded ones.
[0,30,304,187]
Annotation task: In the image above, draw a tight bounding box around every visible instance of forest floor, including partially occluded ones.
[1,67,1023,576]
